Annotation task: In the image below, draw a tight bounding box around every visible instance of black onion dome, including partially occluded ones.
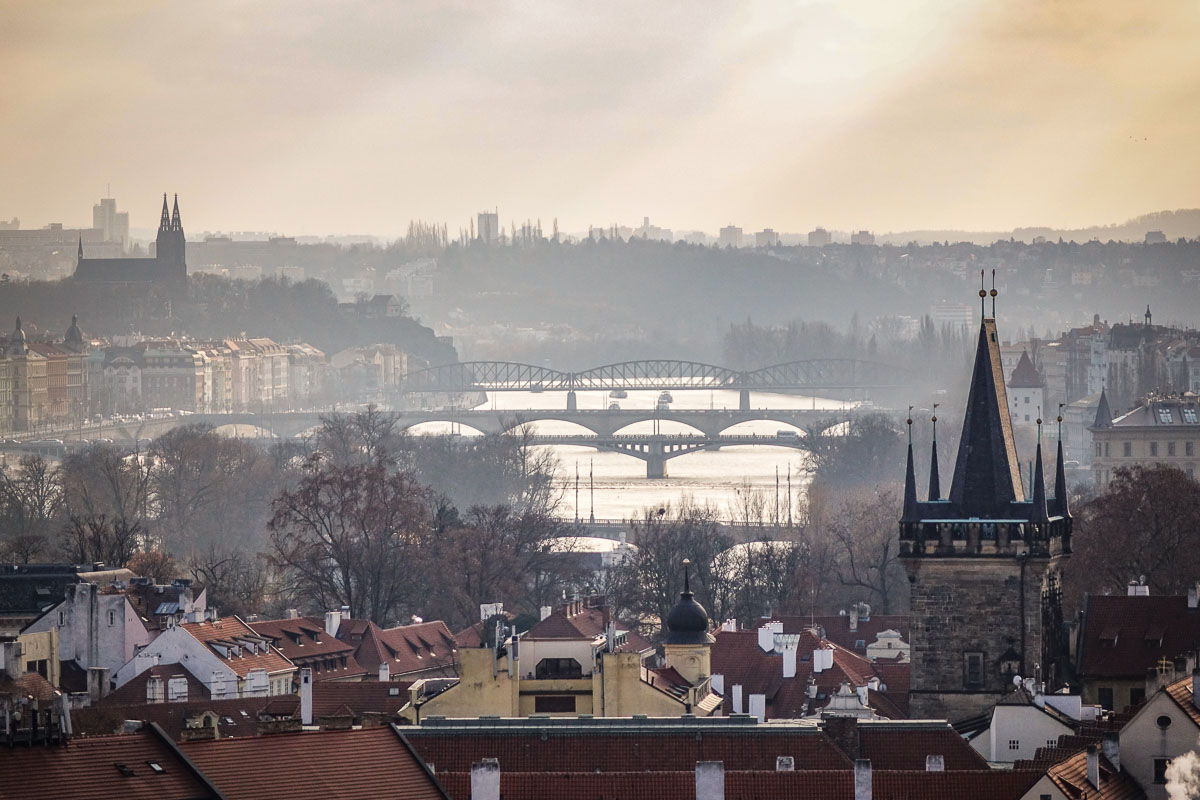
[663,562,714,645]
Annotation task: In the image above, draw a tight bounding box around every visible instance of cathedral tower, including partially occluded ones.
[154,193,187,283]
[900,278,1071,722]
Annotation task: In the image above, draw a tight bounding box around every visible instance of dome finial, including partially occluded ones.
[683,558,691,594]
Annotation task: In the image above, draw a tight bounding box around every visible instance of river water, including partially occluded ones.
[406,389,856,522]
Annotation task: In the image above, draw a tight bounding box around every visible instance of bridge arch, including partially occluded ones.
[404,361,571,393]
[210,423,278,440]
[571,360,739,390]
[398,420,489,437]
[611,418,707,437]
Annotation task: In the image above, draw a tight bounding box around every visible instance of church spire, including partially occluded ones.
[1092,389,1112,429]
[159,193,170,231]
[902,410,918,522]
[928,406,941,501]
[77,235,83,263]
[171,194,182,232]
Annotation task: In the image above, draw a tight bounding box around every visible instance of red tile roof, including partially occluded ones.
[0,725,222,799]
[73,695,294,740]
[525,600,654,654]
[1078,594,1200,679]
[182,725,449,799]
[311,679,414,721]
[404,727,853,773]
[0,671,60,704]
[1165,674,1200,727]
[349,620,459,678]
[1045,750,1143,800]
[857,722,990,770]
[182,616,295,678]
[796,614,912,656]
[249,616,366,680]
[106,665,212,705]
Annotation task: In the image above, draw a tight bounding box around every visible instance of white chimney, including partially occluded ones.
[710,674,724,695]
[758,626,776,653]
[854,759,872,800]
[300,668,313,725]
[1086,745,1100,790]
[1191,584,1199,610]
[146,674,164,703]
[782,646,797,679]
[849,606,859,633]
[807,678,817,699]
[471,759,500,800]
[732,684,743,714]
[1101,732,1120,772]
[813,649,827,673]
[540,606,553,621]
[857,685,869,706]
[925,754,944,772]
[325,610,341,637]
[695,761,725,800]
[722,619,737,632]
[749,694,766,723]
[379,662,390,682]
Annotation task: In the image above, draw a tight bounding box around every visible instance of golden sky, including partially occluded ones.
[2,1,1198,236]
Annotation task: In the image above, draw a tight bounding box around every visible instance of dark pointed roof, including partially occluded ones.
[663,563,713,646]
[77,235,83,262]
[1031,439,1049,523]
[948,319,1024,516]
[159,193,171,231]
[1054,435,1070,519]
[902,438,918,522]
[65,314,83,348]
[928,418,941,502]
[1092,389,1112,429]
[171,194,182,232]
[1008,349,1043,389]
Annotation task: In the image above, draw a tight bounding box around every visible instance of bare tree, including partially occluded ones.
[0,454,63,562]
[825,485,908,614]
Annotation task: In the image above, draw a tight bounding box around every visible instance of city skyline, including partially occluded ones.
[3,1,1199,237]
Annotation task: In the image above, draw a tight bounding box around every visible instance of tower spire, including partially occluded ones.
[159,193,170,231]
[1032,417,1049,523]
[77,235,83,263]
[171,193,181,232]
[1054,406,1070,518]
[928,405,941,501]
[903,410,918,521]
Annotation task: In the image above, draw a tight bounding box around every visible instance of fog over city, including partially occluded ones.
[3,4,1200,796]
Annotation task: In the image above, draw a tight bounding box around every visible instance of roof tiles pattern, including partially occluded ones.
[1078,594,1200,679]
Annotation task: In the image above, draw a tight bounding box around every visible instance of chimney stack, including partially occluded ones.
[324,610,341,637]
[471,759,500,800]
[782,645,797,679]
[379,662,390,682]
[1086,745,1101,790]
[748,694,766,723]
[1101,732,1120,772]
[1189,584,1198,610]
[854,759,872,800]
[925,754,944,772]
[540,606,552,621]
[87,667,109,703]
[300,668,313,725]
[849,606,859,633]
[732,684,743,714]
[695,761,725,800]
[758,625,775,653]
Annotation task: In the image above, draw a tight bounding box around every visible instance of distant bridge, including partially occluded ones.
[402,358,912,404]
[524,433,812,478]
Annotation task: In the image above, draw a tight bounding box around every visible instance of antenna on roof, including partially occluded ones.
[990,269,997,318]
[979,270,986,318]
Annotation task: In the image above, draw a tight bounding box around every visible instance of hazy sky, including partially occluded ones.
[2,1,1198,237]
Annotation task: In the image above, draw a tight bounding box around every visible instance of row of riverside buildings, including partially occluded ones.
[1,315,412,433]
[4,289,1200,798]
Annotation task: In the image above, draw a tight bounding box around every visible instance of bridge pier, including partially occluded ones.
[739,389,751,412]
[646,446,667,479]
[567,391,577,412]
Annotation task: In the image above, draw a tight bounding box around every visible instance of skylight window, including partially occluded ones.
[146,761,165,774]
[1158,408,1174,424]
[1183,408,1198,424]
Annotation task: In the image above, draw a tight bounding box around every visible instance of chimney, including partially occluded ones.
[925,754,944,772]
[1190,585,1199,610]
[732,684,743,714]
[540,606,552,621]
[854,759,872,800]
[324,610,341,637]
[300,668,313,725]
[710,674,724,695]
[1086,745,1101,790]
[721,619,737,632]
[471,759,500,800]
[146,674,165,703]
[379,662,390,682]
[1101,732,1121,772]
[849,606,859,633]
[285,608,299,619]
[813,649,826,673]
[782,646,797,679]
[695,761,725,800]
[87,667,109,703]
[748,694,766,723]
[758,625,775,653]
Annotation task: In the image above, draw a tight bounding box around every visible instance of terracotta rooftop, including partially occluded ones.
[73,695,295,740]
[106,665,211,705]
[182,725,449,800]
[181,615,295,678]
[1165,674,1200,727]
[0,724,222,799]
[345,619,459,679]
[524,599,655,654]
[1044,749,1142,800]
[249,616,366,680]
[797,613,911,657]
[1077,594,1200,679]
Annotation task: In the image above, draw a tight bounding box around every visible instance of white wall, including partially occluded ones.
[1121,691,1200,800]
[25,584,150,676]
[112,625,235,696]
[981,704,1073,762]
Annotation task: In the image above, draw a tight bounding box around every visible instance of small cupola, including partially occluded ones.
[663,559,714,645]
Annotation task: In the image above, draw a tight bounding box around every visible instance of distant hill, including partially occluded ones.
[871,209,1200,246]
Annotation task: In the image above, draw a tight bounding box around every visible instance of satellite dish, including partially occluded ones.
[1013,675,1023,687]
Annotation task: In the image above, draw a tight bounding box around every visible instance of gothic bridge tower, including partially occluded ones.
[900,278,1071,722]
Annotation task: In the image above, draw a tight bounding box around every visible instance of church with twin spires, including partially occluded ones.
[74,193,186,288]
[900,277,1072,723]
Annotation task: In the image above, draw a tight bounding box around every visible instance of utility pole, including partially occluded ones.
[574,462,580,524]
[589,458,595,523]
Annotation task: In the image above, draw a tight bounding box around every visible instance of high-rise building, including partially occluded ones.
[477,209,500,245]
[850,230,875,246]
[900,292,1072,723]
[718,225,743,248]
[92,197,130,249]
[754,229,779,248]
[807,227,832,247]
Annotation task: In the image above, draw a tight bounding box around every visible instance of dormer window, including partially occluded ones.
[1158,408,1174,424]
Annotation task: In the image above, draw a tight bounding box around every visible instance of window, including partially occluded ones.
[1155,758,1172,784]
[58,610,65,626]
[1188,442,1195,457]
[1008,739,1020,750]
[963,652,984,689]
[1159,408,1175,424]
[1184,408,1198,424]
[534,695,576,713]
[1098,687,1114,711]
[1150,442,1159,457]
[1025,396,1030,404]
[1169,442,1177,456]
[1124,442,1132,457]
[108,610,115,626]
[1157,715,1174,730]
[1096,442,1102,457]
[535,658,583,679]
[1105,442,1110,457]
[1024,415,1030,422]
